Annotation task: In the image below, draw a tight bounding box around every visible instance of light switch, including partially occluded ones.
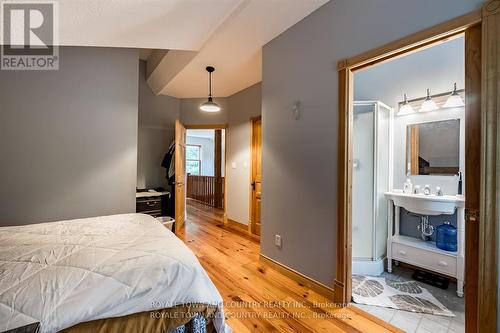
[231,162,237,169]
[275,235,282,248]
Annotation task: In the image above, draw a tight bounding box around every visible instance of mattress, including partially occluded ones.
[0,213,230,333]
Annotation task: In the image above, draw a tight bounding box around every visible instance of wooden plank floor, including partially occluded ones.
[178,200,402,333]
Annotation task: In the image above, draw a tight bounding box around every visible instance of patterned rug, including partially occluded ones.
[352,275,454,317]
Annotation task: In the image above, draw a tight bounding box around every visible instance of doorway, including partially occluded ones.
[250,117,262,236]
[175,122,227,232]
[350,36,466,332]
[335,7,499,333]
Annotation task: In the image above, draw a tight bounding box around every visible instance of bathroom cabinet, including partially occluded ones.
[386,195,465,297]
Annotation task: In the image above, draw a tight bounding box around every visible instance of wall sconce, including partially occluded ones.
[420,89,439,112]
[443,83,465,108]
[397,86,465,116]
[398,94,415,115]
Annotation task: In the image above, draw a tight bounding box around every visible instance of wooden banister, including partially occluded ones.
[187,175,224,209]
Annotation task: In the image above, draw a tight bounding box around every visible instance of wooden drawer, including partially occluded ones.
[392,242,457,277]
[136,198,161,213]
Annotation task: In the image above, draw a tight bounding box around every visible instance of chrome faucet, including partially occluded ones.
[436,186,443,196]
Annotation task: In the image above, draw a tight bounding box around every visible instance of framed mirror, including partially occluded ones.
[406,119,460,176]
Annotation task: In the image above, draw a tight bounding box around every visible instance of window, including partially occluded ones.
[186,144,201,175]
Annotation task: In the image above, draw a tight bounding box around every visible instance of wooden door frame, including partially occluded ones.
[175,119,187,231]
[335,3,499,333]
[185,124,228,130]
[249,116,262,236]
[184,123,228,219]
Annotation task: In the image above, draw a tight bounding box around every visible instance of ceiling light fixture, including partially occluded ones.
[398,94,415,115]
[443,83,465,108]
[420,89,439,112]
[200,66,221,112]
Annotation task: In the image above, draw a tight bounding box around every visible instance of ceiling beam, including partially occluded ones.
[146,50,198,95]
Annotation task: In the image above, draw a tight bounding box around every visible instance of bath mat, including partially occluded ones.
[352,275,454,317]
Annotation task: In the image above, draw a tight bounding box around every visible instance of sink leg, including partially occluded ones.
[457,279,464,297]
[387,200,393,274]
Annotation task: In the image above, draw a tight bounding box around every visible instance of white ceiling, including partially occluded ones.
[162,0,329,97]
[58,0,329,98]
[59,0,244,50]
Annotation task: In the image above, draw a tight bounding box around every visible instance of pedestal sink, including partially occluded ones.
[385,189,466,297]
[384,190,465,215]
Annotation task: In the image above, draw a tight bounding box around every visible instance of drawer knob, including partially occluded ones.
[146,201,157,206]
[398,250,407,255]
[437,261,448,267]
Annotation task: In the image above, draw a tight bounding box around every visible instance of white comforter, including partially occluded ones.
[0,213,230,333]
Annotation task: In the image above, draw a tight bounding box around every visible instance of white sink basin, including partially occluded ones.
[384,191,465,215]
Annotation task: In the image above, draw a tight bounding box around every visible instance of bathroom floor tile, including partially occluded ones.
[354,266,464,333]
[367,305,396,322]
[417,316,450,333]
[448,320,465,332]
[389,311,422,333]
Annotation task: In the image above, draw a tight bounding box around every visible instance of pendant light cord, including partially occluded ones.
[208,71,212,98]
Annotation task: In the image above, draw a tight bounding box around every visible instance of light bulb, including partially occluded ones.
[398,94,414,116]
[420,89,438,112]
[443,83,465,108]
[200,97,221,112]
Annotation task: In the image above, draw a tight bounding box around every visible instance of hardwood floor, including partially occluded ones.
[178,200,402,333]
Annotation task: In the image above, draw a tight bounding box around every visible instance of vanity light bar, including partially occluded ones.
[397,89,465,116]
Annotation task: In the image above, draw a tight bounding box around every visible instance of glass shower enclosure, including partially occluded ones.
[352,101,393,276]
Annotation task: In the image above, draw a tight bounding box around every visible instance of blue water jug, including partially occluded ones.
[436,221,457,252]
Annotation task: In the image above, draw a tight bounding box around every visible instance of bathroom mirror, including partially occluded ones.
[406,119,460,176]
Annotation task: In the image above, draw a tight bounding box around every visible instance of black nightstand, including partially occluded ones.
[136,191,170,217]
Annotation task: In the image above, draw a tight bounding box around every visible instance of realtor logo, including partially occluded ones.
[1,0,59,70]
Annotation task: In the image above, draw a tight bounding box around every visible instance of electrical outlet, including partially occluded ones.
[275,235,282,248]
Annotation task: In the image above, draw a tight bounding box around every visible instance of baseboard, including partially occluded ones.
[259,254,334,299]
[226,218,248,232]
[226,219,260,241]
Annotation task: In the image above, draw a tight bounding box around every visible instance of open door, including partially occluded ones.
[464,23,481,333]
[175,119,186,230]
[250,117,262,236]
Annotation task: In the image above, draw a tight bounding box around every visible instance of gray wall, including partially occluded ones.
[137,127,172,189]
[226,83,262,224]
[261,0,483,285]
[137,61,179,190]
[0,47,139,225]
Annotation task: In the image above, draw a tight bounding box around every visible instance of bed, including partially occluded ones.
[0,213,230,333]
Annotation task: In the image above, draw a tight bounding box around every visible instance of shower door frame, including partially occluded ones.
[352,101,393,264]
[335,3,499,332]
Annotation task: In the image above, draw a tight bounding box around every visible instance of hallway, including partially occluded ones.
[177,200,402,333]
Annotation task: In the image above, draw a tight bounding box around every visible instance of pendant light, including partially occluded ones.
[200,66,220,112]
[398,93,415,115]
[443,83,465,108]
[420,89,438,112]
